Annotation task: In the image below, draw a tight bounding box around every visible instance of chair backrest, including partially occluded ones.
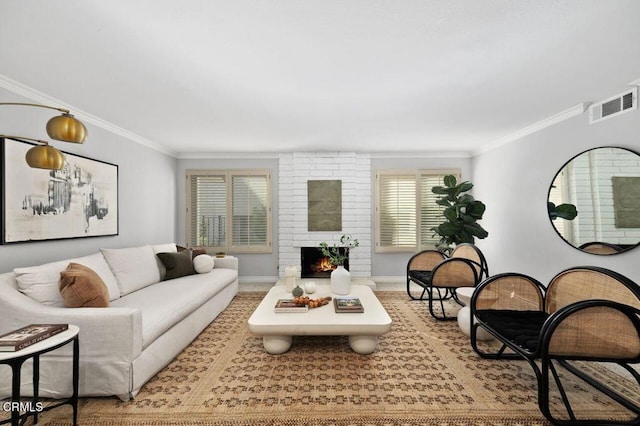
[450,243,489,279]
[473,272,545,311]
[430,259,480,288]
[578,241,623,255]
[407,250,447,272]
[545,266,640,314]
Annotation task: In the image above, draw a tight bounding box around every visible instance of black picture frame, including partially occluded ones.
[1,137,119,244]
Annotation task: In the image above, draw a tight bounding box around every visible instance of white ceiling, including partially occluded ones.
[1,0,639,157]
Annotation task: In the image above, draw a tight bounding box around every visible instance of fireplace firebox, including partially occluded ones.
[300,247,349,278]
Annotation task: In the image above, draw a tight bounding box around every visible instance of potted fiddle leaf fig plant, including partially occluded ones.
[430,175,488,254]
[547,202,578,221]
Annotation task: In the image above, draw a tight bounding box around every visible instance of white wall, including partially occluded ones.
[472,108,640,283]
[0,89,177,272]
[278,152,372,278]
[177,154,472,282]
[5,88,637,283]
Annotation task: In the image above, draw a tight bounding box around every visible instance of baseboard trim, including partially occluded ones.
[239,276,278,284]
[371,276,404,283]
[239,275,404,284]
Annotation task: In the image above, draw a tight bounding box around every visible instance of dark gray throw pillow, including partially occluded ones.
[156,250,195,281]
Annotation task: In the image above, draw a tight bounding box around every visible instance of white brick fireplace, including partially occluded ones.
[278,152,372,278]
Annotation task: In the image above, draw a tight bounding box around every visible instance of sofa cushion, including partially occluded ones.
[156,250,195,280]
[109,268,238,348]
[193,254,214,273]
[101,245,161,296]
[177,245,207,259]
[152,243,178,280]
[14,252,120,306]
[151,243,177,254]
[59,263,110,308]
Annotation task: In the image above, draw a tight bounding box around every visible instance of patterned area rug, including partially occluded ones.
[33,291,639,425]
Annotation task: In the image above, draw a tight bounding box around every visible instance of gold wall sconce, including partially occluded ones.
[0,102,88,170]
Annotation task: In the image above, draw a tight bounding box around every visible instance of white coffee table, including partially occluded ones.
[248,284,392,355]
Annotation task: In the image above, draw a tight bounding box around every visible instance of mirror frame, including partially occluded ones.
[548,146,640,255]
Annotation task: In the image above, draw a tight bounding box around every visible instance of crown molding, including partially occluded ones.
[0,74,177,157]
[1,74,599,160]
[474,102,591,156]
[369,151,472,159]
[178,150,472,160]
[178,151,281,159]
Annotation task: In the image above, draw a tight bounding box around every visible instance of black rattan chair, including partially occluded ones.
[406,243,488,320]
[470,267,640,426]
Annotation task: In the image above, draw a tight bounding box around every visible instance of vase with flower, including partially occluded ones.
[319,234,359,295]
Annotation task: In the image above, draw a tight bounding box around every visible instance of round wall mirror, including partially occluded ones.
[548,146,640,255]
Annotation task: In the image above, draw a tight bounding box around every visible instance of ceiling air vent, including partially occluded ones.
[589,86,637,124]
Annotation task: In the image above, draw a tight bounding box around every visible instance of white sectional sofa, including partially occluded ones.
[0,244,238,401]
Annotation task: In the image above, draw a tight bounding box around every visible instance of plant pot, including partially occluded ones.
[331,265,351,295]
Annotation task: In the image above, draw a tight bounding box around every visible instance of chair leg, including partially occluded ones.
[470,322,529,360]
[427,287,457,321]
[407,278,427,301]
[539,358,640,426]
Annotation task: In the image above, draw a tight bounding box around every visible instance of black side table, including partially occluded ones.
[0,324,79,426]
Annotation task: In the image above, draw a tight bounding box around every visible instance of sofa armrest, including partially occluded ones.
[542,300,640,360]
[0,280,142,361]
[214,256,238,271]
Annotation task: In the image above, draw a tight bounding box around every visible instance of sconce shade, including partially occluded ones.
[46,113,87,143]
[25,144,65,170]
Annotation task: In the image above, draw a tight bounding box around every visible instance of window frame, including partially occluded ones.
[375,168,461,253]
[185,169,272,254]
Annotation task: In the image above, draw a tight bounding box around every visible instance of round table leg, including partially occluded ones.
[262,335,293,354]
[348,335,378,354]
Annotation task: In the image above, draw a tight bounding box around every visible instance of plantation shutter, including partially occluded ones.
[186,169,271,253]
[375,169,461,252]
[377,172,417,251]
[231,174,269,248]
[419,173,450,249]
[187,174,226,248]
[549,171,568,239]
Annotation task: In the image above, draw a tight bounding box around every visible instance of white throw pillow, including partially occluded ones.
[193,254,214,274]
[75,253,120,301]
[101,245,160,296]
[151,243,177,254]
[15,260,68,307]
[14,252,120,306]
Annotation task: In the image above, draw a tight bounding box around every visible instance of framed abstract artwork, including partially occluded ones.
[1,137,119,244]
[307,179,342,231]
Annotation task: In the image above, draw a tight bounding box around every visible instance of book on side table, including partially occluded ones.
[0,324,69,352]
[334,297,364,313]
[274,299,309,313]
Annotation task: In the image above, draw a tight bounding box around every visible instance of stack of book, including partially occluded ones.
[0,324,69,352]
[274,299,308,313]
[333,297,364,313]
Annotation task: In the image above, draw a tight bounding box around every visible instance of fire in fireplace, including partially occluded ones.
[300,247,349,278]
